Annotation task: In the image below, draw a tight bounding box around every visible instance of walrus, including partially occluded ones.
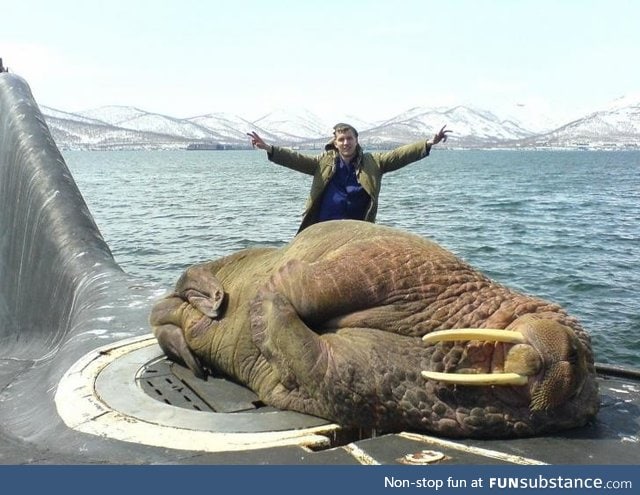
[149,220,599,438]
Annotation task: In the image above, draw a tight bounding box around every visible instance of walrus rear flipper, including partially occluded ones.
[177,263,226,319]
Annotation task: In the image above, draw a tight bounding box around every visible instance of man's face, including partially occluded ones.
[334,130,358,161]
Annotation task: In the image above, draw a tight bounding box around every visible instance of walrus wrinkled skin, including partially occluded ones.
[150,220,599,438]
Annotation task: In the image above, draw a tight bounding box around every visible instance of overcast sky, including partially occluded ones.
[2,0,638,124]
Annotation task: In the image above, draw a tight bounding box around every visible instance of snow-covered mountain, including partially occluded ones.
[39,97,640,150]
[490,101,570,134]
[77,106,149,125]
[43,106,196,149]
[509,94,640,148]
[252,108,332,142]
[359,106,534,147]
[188,112,261,144]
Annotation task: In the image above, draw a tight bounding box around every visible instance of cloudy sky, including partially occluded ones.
[2,0,638,124]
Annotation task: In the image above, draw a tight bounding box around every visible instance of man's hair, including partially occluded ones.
[333,123,359,138]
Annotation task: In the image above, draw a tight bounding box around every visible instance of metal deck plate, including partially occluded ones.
[138,359,268,413]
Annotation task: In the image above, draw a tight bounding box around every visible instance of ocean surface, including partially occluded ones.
[64,149,640,368]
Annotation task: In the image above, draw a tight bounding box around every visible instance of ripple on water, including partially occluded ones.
[65,149,640,367]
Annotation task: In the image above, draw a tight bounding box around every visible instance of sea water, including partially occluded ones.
[64,149,640,367]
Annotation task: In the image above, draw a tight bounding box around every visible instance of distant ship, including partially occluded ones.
[186,142,228,150]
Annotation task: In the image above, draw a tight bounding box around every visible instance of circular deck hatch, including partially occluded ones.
[55,335,341,452]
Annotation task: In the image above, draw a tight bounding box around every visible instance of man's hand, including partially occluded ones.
[247,131,271,151]
[432,125,452,145]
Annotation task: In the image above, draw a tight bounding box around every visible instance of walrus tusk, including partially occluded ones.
[422,329,530,386]
[421,371,529,386]
[422,328,526,345]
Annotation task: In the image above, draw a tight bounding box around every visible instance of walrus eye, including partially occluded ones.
[566,344,579,366]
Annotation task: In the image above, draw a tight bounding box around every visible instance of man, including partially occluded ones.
[248,123,450,233]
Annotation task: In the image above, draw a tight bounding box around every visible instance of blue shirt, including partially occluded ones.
[316,156,371,222]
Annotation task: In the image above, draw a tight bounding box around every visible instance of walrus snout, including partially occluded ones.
[509,315,592,411]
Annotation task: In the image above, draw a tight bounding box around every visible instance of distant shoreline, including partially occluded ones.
[58,144,640,152]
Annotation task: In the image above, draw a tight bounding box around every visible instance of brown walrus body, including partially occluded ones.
[150,220,599,438]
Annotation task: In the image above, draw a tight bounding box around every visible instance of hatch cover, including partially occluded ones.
[55,335,342,452]
[138,358,269,413]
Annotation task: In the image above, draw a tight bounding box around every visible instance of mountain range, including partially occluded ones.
[40,95,640,151]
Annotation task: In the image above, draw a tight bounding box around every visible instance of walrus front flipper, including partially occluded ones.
[153,323,206,379]
[249,286,422,428]
[250,287,333,417]
[251,287,323,387]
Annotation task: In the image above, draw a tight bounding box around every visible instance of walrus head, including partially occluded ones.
[422,314,597,414]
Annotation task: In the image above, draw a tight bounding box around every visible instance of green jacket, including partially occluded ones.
[268,139,432,232]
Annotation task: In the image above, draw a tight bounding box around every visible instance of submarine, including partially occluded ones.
[1,69,639,466]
